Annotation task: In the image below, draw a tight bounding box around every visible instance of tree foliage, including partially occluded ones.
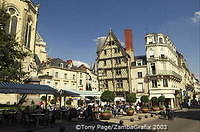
[100,90,115,103]
[151,97,158,106]
[126,93,136,103]
[141,95,149,103]
[0,8,28,82]
[158,96,165,103]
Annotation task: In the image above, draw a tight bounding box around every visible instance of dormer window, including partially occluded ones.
[108,41,114,46]
[104,50,107,55]
[60,63,63,68]
[159,38,163,43]
[150,55,154,58]
[161,54,165,58]
[114,48,120,53]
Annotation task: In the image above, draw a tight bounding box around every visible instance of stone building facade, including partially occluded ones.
[96,30,199,108]
[96,29,133,101]
[0,0,41,78]
[38,58,98,93]
[0,0,48,104]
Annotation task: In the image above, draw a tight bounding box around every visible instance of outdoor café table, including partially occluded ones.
[31,113,45,127]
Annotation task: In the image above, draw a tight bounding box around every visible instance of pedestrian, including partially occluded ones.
[136,105,140,113]
[187,101,191,109]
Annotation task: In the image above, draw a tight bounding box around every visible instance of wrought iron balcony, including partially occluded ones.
[147,70,182,80]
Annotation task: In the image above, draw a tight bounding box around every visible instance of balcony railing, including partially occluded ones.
[148,70,182,80]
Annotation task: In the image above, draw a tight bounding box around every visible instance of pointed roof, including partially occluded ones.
[97,30,130,61]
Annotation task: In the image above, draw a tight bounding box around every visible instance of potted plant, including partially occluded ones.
[151,97,160,111]
[158,96,165,110]
[141,95,149,113]
[126,93,136,116]
[126,108,134,116]
[100,110,112,120]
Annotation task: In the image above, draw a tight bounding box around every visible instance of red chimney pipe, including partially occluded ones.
[124,29,133,51]
[66,60,73,64]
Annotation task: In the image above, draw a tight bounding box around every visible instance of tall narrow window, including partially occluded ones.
[116,80,123,88]
[151,63,156,74]
[104,80,108,88]
[163,79,168,87]
[137,83,143,92]
[138,72,142,78]
[24,19,32,49]
[104,50,107,55]
[103,60,107,66]
[6,8,18,36]
[152,80,157,88]
[73,74,76,80]
[114,48,120,53]
[80,80,82,85]
[55,72,58,78]
[116,69,121,75]
[159,38,163,43]
[64,73,67,79]
[10,16,17,36]
[116,58,121,64]
[60,63,63,68]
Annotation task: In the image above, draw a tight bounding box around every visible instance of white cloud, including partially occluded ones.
[73,60,90,68]
[191,11,200,23]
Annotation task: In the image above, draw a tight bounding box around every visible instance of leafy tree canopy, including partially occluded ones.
[141,95,149,103]
[100,90,115,103]
[151,97,158,106]
[158,96,165,103]
[126,93,136,103]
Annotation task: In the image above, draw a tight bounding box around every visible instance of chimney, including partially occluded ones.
[66,60,73,68]
[124,29,133,51]
[124,29,134,61]
[66,60,73,65]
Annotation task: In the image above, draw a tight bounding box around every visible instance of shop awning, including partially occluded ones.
[0,82,57,94]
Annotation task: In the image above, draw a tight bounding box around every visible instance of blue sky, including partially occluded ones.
[34,0,200,75]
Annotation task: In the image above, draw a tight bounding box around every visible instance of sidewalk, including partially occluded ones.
[101,112,160,126]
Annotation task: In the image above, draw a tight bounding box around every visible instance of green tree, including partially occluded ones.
[158,96,165,106]
[151,97,158,106]
[0,8,28,82]
[126,93,136,104]
[141,95,149,107]
[100,90,115,103]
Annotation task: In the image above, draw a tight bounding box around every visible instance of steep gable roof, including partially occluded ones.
[97,30,130,61]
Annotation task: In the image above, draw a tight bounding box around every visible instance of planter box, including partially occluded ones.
[141,108,149,113]
[100,112,112,120]
[152,107,160,111]
[126,110,134,116]
[159,107,164,110]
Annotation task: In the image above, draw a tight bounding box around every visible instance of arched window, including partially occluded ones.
[6,7,19,36]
